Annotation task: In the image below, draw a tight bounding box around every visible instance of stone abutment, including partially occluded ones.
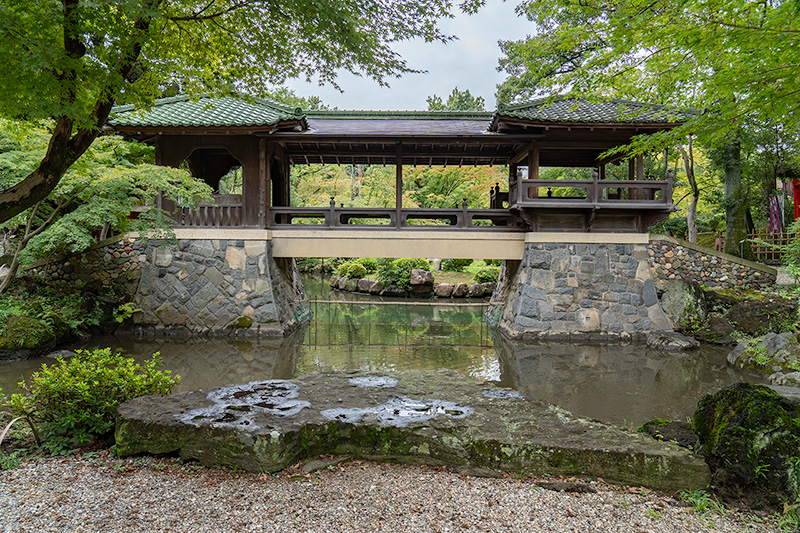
[131,238,310,336]
[487,241,674,341]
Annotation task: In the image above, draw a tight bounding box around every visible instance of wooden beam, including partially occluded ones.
[509,141,538,165]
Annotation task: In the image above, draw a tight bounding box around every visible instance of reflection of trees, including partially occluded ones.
[491,330,761,427]
[305,300,491,348]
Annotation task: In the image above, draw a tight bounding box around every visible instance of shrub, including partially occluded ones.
[473,267,500,284]
[377,258,431,291]
[335,261,368,280]
[483,259,501,267]
[441,258,473,272]
[12,348,180,453]
[354,257,379,273]
[296,257,349,273]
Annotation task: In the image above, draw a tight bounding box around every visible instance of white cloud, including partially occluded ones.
[283,1,532,110]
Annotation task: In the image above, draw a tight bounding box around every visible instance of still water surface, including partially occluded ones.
[0,274,762,427]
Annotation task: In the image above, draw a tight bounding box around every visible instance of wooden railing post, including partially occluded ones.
[666,168,674,204]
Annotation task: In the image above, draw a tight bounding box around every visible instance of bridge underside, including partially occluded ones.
[168,228,649,259]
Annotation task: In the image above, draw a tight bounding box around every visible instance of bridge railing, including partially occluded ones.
[516,176,673,209]
[173,194,244,227]
[269,199,522,230]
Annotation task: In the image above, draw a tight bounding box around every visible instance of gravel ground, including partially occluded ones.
[0,451,780,532]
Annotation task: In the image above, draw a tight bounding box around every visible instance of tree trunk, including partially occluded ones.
[678,141,699,243]
[0,3,152,224]
[718,137,755,260]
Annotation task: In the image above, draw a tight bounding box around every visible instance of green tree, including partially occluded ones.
[427,87,486,111]
[497,0,800,257]
[0,0,460,224]
[0,120,212,293]
[262,87,329,111]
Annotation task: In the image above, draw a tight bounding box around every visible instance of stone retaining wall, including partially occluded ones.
[649,237,776,291]
[26,236,143,291]
[488,242,673,341]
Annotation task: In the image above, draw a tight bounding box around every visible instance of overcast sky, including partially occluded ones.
[283,2,533,111]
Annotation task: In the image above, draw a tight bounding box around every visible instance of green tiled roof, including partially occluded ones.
[306,109,493,120]
[496,97,693,124]
[109,95,306,128]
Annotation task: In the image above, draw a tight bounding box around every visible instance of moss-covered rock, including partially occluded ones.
[723,297,798,337]
[727,333,800,377]
[234,316,253,328]
[0,315,57,360]
[660,279,707,332]
[639,418,699,450]
[694,316,737,345]
[693,382,800,511]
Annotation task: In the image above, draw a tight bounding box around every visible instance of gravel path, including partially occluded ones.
[0,451,779,532]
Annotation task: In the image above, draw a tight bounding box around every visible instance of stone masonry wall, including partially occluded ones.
[26,236,310,337]
[132,239,310,336]
[650,237,776,291]
[488,242,673,341]
[27,236,143,291]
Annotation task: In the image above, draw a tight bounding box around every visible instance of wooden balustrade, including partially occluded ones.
[268,204,521,230]
[173,194,244,227]
[516,177,672,209]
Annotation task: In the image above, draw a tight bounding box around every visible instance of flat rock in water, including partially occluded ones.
[115,370,710,492]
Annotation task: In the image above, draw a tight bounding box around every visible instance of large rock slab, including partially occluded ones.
[116,370,709,492]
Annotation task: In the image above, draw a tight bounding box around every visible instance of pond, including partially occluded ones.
[0,273,763,428]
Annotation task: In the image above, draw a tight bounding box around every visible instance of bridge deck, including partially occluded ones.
[167,228,650,260]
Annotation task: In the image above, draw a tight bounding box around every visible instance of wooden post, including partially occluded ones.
[627,158,636,200]
[259,139,267,228]
[635,154,644,200]
[395,142,403,228]
[527,145,539,199]
[509,164,518,207]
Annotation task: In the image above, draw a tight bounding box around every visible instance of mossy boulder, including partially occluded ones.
[0,315,57,360]
[723,297,797,337]
[693,383,800,511]
[639,418,698,450]
[234,316,253,328]
[727,333,800,377]
[660,279,707,332]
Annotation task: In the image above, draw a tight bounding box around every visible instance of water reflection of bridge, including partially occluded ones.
[111,96,685,251]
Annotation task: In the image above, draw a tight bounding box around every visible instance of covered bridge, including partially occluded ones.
[108,95,686,235]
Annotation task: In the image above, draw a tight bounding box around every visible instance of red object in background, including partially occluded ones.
[794,179,800,220]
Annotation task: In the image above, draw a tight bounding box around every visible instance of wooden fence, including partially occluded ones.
[699,230,794,265]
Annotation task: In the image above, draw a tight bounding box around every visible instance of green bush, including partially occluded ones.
[12,348,180,453]
[0,281,104,340]
[441,258,473,272]
[295,257,349,273]
[377,258,431,291]
[473,267,500,284]
[335,261,368,279]
[354,257,379,273]
[483,259,501,267]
